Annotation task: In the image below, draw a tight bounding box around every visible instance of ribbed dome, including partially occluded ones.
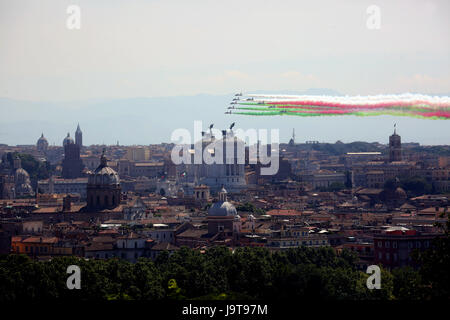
[208,201,237,217]
[63,133,74,146]
[88,152,120,185]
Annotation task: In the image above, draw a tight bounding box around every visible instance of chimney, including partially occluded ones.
[222,130,227,137]
[63,195,72,212]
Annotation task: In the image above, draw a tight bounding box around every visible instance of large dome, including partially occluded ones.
[88,153,120,185]
[208,186,237,217]
[63,133,74,146]
[37,133,48,149]
[208,201,237,217]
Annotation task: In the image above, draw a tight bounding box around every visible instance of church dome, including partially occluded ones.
[208,201,237,217]
[88,153,120,185]
[208,186,236,216]
[37,133,49,149]
[63,133,74,146]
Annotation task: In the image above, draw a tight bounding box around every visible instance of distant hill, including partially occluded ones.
[0,90,449,146]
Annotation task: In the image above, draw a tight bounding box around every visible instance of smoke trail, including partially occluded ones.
[228,93,450,119]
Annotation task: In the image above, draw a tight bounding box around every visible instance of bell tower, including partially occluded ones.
[75,123,83,148]
[389,124,402,162]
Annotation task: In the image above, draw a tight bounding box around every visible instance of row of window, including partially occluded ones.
[273,240,327,247]
[378,252,413,262]
[377,240,430,249]
[378,252,398,261]
[14,245,49,253]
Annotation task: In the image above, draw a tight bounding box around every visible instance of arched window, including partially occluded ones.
[105,195,108,206]
[112,195,115,205]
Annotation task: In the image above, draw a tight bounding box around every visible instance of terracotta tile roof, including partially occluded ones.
[22,236,58,244]
[266,209,302,216]
[151,242,179,251]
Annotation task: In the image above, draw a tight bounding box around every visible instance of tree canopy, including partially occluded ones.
[2,244,446,301]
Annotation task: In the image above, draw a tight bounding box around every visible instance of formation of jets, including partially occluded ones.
[225,92,290,115]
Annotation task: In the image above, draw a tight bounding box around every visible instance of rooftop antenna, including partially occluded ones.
[292,128,295,143]
[394,123,396,134]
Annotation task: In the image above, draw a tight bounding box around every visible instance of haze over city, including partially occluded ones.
[1,0,449,145]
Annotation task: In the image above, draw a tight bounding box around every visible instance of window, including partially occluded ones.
[392,241,397,248]
[378,252,382,259]
[386,253,390,260]
[385,241,390,248]
[378,241,382,248]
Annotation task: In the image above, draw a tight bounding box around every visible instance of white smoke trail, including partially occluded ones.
[244,93,450,106]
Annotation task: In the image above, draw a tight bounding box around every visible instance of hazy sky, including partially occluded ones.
[0,0,449,100]
[0,1,449,146]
